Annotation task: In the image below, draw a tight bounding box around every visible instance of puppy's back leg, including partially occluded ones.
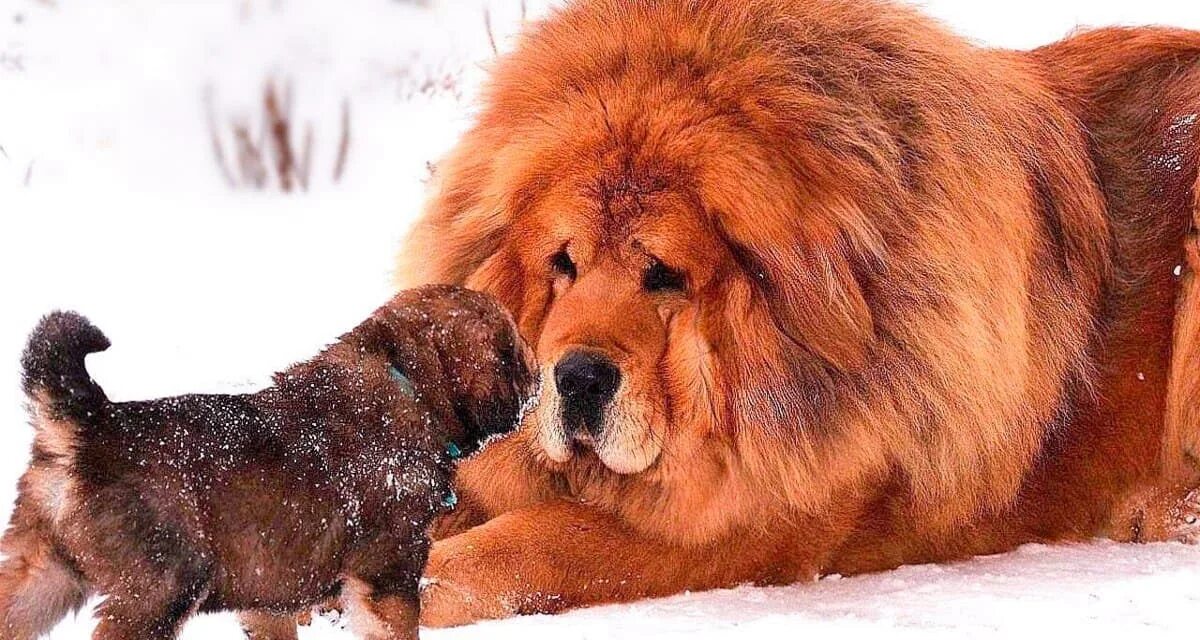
[91,565,208,640]
[0,504,88,640]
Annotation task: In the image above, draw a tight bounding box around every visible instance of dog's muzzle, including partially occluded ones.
[554,349,620,444]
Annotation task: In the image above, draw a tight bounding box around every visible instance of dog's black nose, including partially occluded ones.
[555,350,620,437]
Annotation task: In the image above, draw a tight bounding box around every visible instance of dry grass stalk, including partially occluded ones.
[231,121,268,189]
[482,1,527,59]
[484,7,499,57]
[387,59,463,101]
[333,99,351,184]
[263,82,300,192]
[298,123,314,191]
[206,80,351,192]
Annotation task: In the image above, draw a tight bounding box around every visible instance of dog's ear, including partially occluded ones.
[395,126,514,289]
[394,123,536,329]
[728,230,875,372]
[711,180,881,373]
[701,137,884,373]
[352,316,404,362]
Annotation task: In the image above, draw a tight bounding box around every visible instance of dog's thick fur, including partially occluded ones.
[202,0,1200,632]
[0,286,535,640]
[378,0,1200,627]
[229,0,1200,629]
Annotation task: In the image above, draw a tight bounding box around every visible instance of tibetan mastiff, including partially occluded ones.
[392,0,1200,628]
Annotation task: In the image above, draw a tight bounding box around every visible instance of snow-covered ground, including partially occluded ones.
[2,1,1200,638]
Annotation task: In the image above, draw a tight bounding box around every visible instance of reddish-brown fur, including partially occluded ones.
[218,3,1200,636]
[384,0,1200,627]
[0,287,535,640]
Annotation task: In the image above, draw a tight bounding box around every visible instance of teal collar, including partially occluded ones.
[387,364,417,399]
[390,363,463,510]
[388,365,463,460]
[441,443,462,510]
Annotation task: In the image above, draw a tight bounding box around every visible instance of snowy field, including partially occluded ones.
[3,0,1200,638]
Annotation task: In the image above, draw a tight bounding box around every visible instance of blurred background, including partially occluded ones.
[3,2,1200,638]
[4,0,1200,197]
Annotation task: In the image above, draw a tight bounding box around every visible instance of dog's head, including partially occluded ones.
[354,285,539,457]
[393,7,892,479]
[455,172,877,477]
[394,0,1116,540]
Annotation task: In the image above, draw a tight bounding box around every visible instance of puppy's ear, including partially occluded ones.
[353,317,400,360]
[354,316,433,375]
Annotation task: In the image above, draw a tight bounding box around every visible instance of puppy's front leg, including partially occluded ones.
[343,568,422,640]
[238,611,297,640]
[418,500,834,628]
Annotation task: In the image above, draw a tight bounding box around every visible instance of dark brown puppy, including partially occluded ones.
[0,285,537,640]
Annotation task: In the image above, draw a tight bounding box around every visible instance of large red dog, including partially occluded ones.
[389,0,1200,628]
[244,0,1200,633]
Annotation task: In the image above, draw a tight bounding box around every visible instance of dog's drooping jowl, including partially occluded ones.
[0,285,537,640]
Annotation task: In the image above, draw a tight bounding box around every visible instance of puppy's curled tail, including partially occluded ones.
[21,311,110,420]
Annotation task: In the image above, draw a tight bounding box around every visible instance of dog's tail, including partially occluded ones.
[21,311,111,421]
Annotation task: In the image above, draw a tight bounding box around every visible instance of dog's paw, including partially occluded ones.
[419,577,514,628]
[1168,488,1200,544]
[418,539,518,628]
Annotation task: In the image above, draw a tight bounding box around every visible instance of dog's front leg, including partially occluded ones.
[340,550,427,640]
[433,431,562,540]
[418,499,832,628]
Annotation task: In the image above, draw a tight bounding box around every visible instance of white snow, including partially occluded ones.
[3,1,1200,638]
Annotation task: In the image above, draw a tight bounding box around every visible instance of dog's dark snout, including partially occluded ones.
[555,350,620,437]
[556,351,621,405]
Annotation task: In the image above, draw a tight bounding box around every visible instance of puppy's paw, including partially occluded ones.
[239,612,299,640]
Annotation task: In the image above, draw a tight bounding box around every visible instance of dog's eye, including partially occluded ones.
[550,250,577,280]
[644,259,686,293]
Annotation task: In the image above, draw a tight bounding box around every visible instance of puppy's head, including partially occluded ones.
[359,285,538,457]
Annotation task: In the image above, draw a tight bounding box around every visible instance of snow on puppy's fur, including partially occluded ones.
[0,285,537,640]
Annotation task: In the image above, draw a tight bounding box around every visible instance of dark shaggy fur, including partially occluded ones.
[0,285,537,640]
